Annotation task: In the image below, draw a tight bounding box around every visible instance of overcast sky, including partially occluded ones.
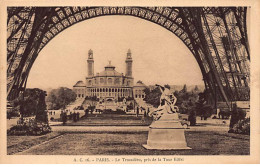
[26,15,204,90]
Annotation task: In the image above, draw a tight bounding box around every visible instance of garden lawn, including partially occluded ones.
[7,132,64,155]
[17,131,249,155]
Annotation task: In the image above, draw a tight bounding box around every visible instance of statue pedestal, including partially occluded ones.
[143,114,191,150]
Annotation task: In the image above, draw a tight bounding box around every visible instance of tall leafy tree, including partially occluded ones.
[143,87,161,107]
[46,87,77,109]
[181,84,187,93]
[194,85,199,92]
[12,88,48,122]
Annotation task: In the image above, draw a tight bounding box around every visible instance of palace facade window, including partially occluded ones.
[108,78,112,84]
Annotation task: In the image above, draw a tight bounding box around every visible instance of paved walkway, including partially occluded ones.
[51,125,148,132]
[51,124,229,132]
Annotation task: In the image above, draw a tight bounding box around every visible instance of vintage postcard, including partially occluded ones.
[0,0,259,164]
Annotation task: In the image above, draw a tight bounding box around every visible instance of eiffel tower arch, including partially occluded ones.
[7,7,250,107]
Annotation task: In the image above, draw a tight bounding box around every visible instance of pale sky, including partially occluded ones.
[27,15,204,90]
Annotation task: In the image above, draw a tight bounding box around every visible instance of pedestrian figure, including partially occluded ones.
[60,111,63,121]
[144,109,147,117]
[141,109,147,123]
[136,106,139,117]
[147,108,150,116]
[76,112,80,121]
[62,112,67,125]
[85,108,89,117]
[73,112,77,122]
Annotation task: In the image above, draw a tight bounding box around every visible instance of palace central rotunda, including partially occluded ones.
[73,49,135,101]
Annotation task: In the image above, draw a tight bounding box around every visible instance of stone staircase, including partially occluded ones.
[66,98,85,111]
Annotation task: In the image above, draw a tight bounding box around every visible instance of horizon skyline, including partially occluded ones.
[30,82,205,92]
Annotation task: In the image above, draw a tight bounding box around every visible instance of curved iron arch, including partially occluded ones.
[39,7,194,55]
[7,7,250,105]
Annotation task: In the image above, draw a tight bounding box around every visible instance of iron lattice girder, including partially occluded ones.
[200,8,250,101]
[7,7,250,104]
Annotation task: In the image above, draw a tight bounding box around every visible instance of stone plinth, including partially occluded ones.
[143,114,191,150]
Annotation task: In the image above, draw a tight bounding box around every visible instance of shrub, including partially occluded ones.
[127,104,134,110]
[212,116,217,119]
[218,110,231,119]
[102,109,126,114]
[230,107,247,129]
[229,117,250,135]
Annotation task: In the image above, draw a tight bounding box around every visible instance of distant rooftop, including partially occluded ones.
[73,80,85,87]
[134,80,147,87]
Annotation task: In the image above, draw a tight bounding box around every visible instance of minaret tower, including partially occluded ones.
[125,49,133,77]
[87,49,94,77]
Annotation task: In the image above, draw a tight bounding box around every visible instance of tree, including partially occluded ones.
[143,88,151,97]
[46,87,77,110]
[173,89,198,114]
[194,85,199,92]
[181,84,187,93]
[47,92,57,110]
[143,87,161,107]
[195,91,214,120]
[34,89,48,122]
[11,88,48,122]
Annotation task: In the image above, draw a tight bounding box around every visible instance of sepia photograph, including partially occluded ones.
[0,0,259,164]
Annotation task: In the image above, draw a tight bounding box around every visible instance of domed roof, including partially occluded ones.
[98,61,123,77]
[99,69,123,77]
[134,80,147,87]
[73,80,85,87]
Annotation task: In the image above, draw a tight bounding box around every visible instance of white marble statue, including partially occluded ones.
[149,84,179,120]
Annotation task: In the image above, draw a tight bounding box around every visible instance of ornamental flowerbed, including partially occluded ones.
[8,118,51,136]
[229,117,250,135]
